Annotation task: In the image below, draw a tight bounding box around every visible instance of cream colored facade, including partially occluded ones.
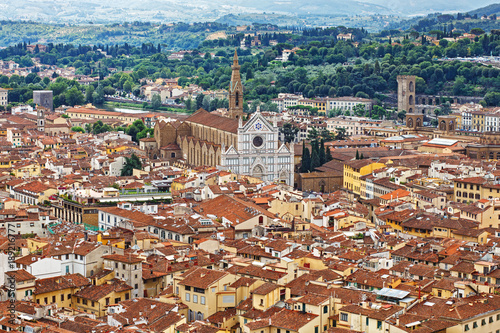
[174,271,236,321]
[0,88,7,106]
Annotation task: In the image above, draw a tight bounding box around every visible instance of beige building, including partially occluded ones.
[174,266,236,321]
[102,254,143,298]
[0,88,8,107]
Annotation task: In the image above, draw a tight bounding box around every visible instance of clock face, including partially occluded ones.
[253,135,264,148]
[254,122,263,131]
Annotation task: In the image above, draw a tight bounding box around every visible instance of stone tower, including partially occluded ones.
[37,106,45,132]
[228,49,244,120]
[33,90,53,111]
[397,75,416,114]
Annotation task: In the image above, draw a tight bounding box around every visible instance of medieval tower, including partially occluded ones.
[228,49,244,120]
[397,75,416,114]
[37,107,45,132]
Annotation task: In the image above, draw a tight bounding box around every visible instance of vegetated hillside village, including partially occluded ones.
[0,12,499,333]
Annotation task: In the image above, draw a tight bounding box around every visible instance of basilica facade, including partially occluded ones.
[151,50,294,185]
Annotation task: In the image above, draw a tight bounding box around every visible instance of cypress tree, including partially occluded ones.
[310,146,321,171]
[356,150,360,160]
[300,142,311,173]
[326,146,333,162]
[319,139,326,165]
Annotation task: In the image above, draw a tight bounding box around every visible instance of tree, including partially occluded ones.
[196,94,204,110]
[280,123,299,143]
[334,127,348,141]
[397,110,406,122]
[307,127,319,141]
[121,154,142,176]
[93,85,105,105]
[325,146,333,162]
[320,129,333,142]
[310,145,321,171]
[85,85,95,104]
[319,139,326,165]
[123,81,133,93]
[299,142,310,173]
[65,87,84,106]
[470,28,485,36]
[151,94,162,110]
[356,149,360,160]
[71,126,84,133]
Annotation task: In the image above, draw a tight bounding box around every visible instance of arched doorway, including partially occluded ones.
[253,165,265,179]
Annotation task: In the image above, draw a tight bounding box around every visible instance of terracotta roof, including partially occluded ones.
[74,280,132,301]
[178,266,228,289]
[34,274,90,295]
[252,282,279,295]
[185,109,239,134]
[5,269,36,282]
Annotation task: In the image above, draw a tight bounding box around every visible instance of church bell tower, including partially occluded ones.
[37,106,45,133]
[228,49,244,120]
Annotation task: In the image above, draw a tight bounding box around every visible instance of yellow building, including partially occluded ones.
[34,274,90,308]
[174,267,236,321]
[11,161,42,178]
[451,112,462,130]
[27,238,50,253]
[69,147,88,160]
[73,280,133,316]
[454,177,500,203]
[471,111,486,132]
[313,99,327,114]
[251,283,281,311]
[0,155,21,168]
[106,145,130,154]
[343,160,386,196]
[66,107,141,123]
[5,270,36,301]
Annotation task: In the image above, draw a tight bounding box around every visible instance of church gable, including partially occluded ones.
[241,112,274,134]
[277,143,291,154]
[224,146,239,156]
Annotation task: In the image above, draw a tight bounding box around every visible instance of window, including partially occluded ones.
[473,322,478,329]
[52,296,56,303]
[323,305,328,314]
[83,299,87,305]
[490,317,494,323]
[193,287,205,294]
[185,286,191,291]
[193,295,198,303]
[200,296,205,305]
[482,319,486,326]
[366,317,369,326]
[186,293,190,302]
[61,294,64,302]
[464,324,469,331]
[340,313,348,322]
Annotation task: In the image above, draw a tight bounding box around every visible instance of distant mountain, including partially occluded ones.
[467,3,500,16]
[364,0,498,16]
[0,0,498,24]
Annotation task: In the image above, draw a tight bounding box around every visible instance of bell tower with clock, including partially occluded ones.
[228,49,244,120]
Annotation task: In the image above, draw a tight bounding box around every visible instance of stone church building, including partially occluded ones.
[149,50,294,185]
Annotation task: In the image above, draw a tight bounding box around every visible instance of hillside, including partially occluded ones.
[468,3,500,16]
